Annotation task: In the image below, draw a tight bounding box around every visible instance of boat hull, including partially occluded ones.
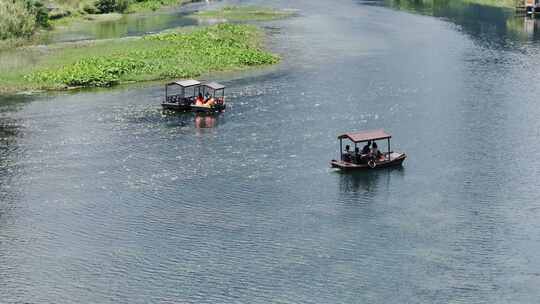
[330,153,406,171]
[161,102,191,112]
[191,104,226,113]
[161,102,225,113]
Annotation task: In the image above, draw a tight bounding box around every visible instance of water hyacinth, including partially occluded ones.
[26,23,279,89]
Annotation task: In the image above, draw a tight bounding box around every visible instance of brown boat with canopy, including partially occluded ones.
[162,79,201,111]
[330,129,406,170]
[162,79,226,113]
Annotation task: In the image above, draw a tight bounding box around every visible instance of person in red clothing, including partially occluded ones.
[195,93,205,106]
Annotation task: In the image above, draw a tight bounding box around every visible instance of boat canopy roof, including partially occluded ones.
[169,79,201,87]
[204,82,225,90]
[338,129,391,143]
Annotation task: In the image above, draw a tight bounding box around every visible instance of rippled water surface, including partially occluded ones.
[2,0,540,303]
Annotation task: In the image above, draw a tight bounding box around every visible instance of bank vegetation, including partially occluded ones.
[0,0,192,42]
[0,0,49,41]
[1,24,278,92]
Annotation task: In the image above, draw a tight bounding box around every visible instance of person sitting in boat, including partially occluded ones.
[343,145,352,162]
[371,142,383,160]
[205,97,215,107]
[195,93,205,106]
[353,147,361,164]
[361,141,371,155]
[196,92,212,107]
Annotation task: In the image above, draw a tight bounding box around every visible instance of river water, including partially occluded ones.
[2,0,540,303]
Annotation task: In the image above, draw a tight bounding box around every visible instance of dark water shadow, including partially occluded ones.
[122,108,196,129]
[0,97,26,223]
[336,166,405,194]
[0,94,33,111]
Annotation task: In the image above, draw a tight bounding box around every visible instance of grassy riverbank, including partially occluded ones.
[0,0,194,39]
[387,0,517,9]
[50,0,192,16]
[0,0,193,47]
[462,0,516,8]
[0,23,279,92]
[194,5,294,21]
[48,0,193,27]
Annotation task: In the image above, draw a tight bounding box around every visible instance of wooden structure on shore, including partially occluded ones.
[516,0,540,16]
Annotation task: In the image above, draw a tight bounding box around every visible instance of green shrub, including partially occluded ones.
[28,1,49,28]
[17,0,50,28]
[48,7,72,20]
[0,0,50,40]
[0,1,36,40]
[95,0,130,13]
[82,3,99,14]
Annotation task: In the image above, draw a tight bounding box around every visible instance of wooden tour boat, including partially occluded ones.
[162,79,226,113]
[330,129,406,171]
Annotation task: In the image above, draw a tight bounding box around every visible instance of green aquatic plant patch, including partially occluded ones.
[193,5,294,21]
[127,0,190,13]
[20,23,279,90]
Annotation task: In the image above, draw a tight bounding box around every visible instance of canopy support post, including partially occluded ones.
[339,138,343,161]
[387,138,391,160]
